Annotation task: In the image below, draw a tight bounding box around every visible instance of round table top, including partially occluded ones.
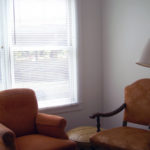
[67,126,98,144]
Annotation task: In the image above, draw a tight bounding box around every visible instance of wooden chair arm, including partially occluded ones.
[89,103,126,132]
[0,123,16,150]
[90,103,126,119]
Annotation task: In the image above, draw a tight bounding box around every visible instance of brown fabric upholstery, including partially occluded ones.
[90,127,150,150]
[90,79,150,150]
[0,89,38,137]
[0,123,16,150]
[36,113,68,139]
[16,134,76,150]
[124,79,150,125]
[0,88,76,150]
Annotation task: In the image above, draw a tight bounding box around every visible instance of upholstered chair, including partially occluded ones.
[90,79,150,150]
[0,88,76,150]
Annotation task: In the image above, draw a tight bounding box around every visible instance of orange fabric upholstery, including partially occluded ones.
[0,89,38,137]
[124,79,150,125]
[90,127,150,150]
[0,123,16,150]
[16,134,76,150]
[0,88,76,150]
[90,79,150,150]
[36,113,68,139]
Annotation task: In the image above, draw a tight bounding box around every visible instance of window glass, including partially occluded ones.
[1,0,77,108]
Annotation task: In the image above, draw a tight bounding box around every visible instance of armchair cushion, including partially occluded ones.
[36,113,68,139]
[90,127,150,150]
[0,89,38,137]
[16,134,76,150]
[124,79,150,125]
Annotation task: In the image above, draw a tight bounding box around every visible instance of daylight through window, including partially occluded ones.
[0,0,77,108]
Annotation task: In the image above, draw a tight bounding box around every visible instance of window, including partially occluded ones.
[0,0,77,108]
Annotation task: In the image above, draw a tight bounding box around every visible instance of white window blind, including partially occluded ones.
[12,0,72,46]
[1,0,77,108]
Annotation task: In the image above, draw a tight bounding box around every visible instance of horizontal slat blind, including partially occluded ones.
[12,0,71,46]
[8,0,76,108]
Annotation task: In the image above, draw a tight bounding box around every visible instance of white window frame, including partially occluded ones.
[0,0,81,112]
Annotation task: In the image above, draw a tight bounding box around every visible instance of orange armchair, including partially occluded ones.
[0,88,76,150]
[90,79,150,150]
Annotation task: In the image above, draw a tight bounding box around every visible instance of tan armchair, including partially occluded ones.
[90,79,150,150]
[0,88,76,150]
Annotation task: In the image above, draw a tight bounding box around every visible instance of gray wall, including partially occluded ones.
[101,0,150,128]
[43,0,150,130]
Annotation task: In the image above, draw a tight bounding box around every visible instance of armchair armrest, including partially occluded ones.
[36,113,68,139]
[90,103,126,119]
[89,103,126,132]
[0,123,16,150]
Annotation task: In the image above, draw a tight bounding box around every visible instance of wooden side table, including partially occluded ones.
[67,126,101,150]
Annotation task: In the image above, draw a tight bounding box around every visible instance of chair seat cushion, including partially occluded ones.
[16,134,76,150]
[90,127,150,150]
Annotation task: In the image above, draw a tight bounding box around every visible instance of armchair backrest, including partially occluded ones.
[0,88,38,137]
[124,79,150,126]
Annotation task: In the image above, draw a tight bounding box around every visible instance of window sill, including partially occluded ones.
[39,102,83,114]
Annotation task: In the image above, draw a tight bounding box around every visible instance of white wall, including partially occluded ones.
[101,0,150,128]
[42,0,102,130]
[42,0,150,130]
